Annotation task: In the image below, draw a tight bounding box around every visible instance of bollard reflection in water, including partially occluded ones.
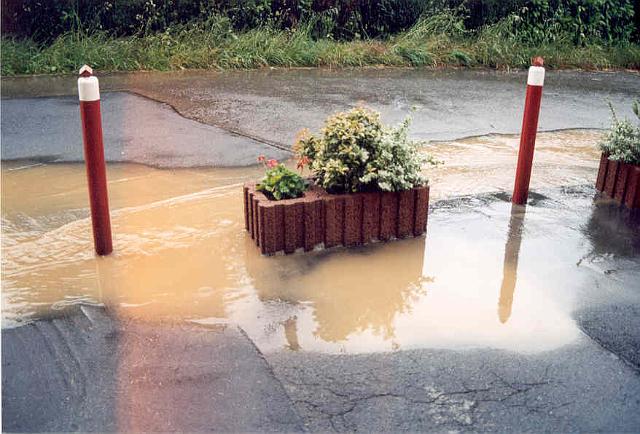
[283,316,301,351]
[498,204,526,324]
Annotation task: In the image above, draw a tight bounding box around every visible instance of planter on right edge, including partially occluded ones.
[596,153,640,209]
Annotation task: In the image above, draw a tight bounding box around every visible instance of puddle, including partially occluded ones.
[4,130,638,354]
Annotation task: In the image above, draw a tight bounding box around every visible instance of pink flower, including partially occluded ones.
[267,159,278,168]
[257,155,266,163]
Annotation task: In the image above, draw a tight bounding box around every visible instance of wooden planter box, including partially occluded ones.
[243,182,430,255]
[596,153,640,209]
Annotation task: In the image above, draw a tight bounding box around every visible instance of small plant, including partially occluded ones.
[256,156,309,200]
[599,101,640,165]
[295,106,438,193]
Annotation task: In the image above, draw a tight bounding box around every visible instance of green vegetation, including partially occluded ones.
[599,101,640,165]
[295,107,436,193]
[257,156,309,200]
[0,0,507,41]
[1,1,639,75]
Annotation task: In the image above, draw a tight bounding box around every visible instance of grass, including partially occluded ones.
[2,14,640,76]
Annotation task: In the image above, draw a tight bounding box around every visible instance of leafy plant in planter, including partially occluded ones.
[599,101,640,165]
[244,107,439,255]
[295,106,438,193]
[256,156,309,200]
[595,100,640,209]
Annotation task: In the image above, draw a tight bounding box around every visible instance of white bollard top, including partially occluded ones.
[527,66,545,87]
[78,65,100,101]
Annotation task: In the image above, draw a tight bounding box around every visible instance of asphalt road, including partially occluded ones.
[268,337,640,432]
[4,303,640,432]
[2,305,303,432]
[2,68,639,167]
[1,92,290,167]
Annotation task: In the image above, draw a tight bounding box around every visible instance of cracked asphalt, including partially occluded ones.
[268,337,640,432]
[5,302,640,431]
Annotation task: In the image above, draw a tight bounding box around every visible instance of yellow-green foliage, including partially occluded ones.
[296,107,435,193]
[599,101,640,165]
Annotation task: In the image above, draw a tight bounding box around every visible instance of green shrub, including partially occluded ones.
[359,116,437,191]
[3,0,436,42]
[8,0,636,44]
[256,156,309,200]
[516,0,636,45]
[4,11,640,75]
[295,107,436,193]
[599,101,640,165]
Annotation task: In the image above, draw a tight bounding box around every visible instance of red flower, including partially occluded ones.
[267,159,278,168]
[257,155,266,163]
[297,156,310,169]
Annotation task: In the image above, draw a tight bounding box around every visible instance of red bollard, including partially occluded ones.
[78,65,113,256]
[512,57,545,205]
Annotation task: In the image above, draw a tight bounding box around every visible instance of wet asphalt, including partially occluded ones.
[2,68,640,432]
[2,68,639,166]
[3,186,640,432]
[2,305,304,432]
[1,92,291,167]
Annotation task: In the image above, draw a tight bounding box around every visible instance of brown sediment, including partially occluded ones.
[595,154,640,209]
[243,183,430,255]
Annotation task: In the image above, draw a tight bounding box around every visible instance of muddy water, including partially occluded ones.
[426,129,602,196]
[1,130,610,354]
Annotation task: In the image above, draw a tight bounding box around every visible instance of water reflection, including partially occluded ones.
[283,316,301,351]
[498,204,526,324]
[245,237,427,344]
[583,195,640,257]
[2,160,587,354]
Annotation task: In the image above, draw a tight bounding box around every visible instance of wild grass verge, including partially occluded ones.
[2,14,639,76]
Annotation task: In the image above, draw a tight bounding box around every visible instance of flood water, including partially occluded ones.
[5,129,637,354]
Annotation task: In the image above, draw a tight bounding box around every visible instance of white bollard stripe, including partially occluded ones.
[78,76,100,101]
[527,66,545,87]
